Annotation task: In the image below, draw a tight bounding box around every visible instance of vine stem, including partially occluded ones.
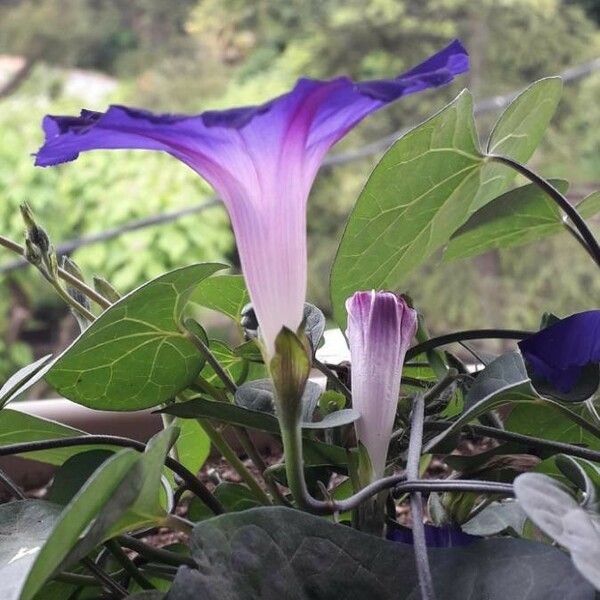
[184,320,285,503]
[424,420,600,463]
[406,394,435,600]
[405,329,532,361]
[488,155,600,267]
[0,233,111,309]
[312,358,352,402]
[0,434,225,515]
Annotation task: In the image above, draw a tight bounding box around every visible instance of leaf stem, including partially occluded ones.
[117,535,197,568]
[0,467,26,499]
[424,420,600,463]
[0,233,111,309]
[488,154,600,267]
[0,434,225,515]
[406,329,532,362]
[406,394,435,600]
[198,418,272,505]
[312,358,352,402]
[82,557,128,598]
[104,539,154,590]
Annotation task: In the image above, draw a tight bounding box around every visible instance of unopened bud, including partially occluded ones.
[92,275,121,303]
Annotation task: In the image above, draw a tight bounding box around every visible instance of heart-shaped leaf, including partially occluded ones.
[167,506,594,599]
[190,274,248,323]
[46,263,226,410]
[330,91,484,329]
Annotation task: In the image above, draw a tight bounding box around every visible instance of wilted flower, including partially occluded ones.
[35,41,468,356]
[346,290,417,480]
[519,310,600,393]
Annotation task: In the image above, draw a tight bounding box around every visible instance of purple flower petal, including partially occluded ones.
[387,521,480,547]
[346,291,417,480]
[518,310,600,393]
[35,40,467,356]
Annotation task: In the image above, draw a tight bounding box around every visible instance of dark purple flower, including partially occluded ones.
[518,310,600,393]
[35,41,468,357]
[387,521,479,547]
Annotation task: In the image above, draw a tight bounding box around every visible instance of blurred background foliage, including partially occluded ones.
[0,0,600,379]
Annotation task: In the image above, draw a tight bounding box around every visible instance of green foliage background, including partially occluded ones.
[1,0,600,376]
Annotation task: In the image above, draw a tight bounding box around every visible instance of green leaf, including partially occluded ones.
[18,449,140,600]
[302,408,360,430]
[318,390,346,415]
[190,274,248,323]
[200,339,258,387]
[0,355,53,409]
[424,352,536,452]
[234,378,322,424]
[462,500,527,536]
[330,91,484,329]
[166,506,594,599]
[0,409,101,466]
[302,303,326,352]
[46,449,115,505]
[515,473,600,591]
[444,180,568,261]
[577,191,600,219]
[173,418,210,477]
[506,402,600,451]
[486,78,563,159]
[107,427,179,536]
[556,455,597,509]
[469,78,563,214]
[0,500,62,600]
[46,264,226,410]
[126,593,165,600]
[160,398,281,434]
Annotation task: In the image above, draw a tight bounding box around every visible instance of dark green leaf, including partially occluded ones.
[0,500,62,600]
[556,455,597,509]
[445,180,567,261]
[46,449,115,505]
[330,91,484,328]
[0,355,53,409]
[462,500,527,536]
[126,593,165,600]
[528,363,600,404]
[234,378,322,423]
[212,482,260,512]
[18,449,140,600]
[160,398,281,434]
[506,402,600,451]
[303,303,326,352]
[167,506,594,599]
[190,274,248,323]
[515,472,600,591]
[302,408,360,430]
[424,352,536,452]
[46,263,226,410]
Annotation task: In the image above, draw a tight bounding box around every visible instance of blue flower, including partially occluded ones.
[518,310,600,393]
[35,41,467,357]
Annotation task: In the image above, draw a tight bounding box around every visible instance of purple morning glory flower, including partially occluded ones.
[518,310,600,393]
[35,41,468,357]
[346,290,417,480]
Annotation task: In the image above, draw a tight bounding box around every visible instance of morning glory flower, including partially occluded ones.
[35,41,468,357]
[518,310,600,393]
[346,290,417,480]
